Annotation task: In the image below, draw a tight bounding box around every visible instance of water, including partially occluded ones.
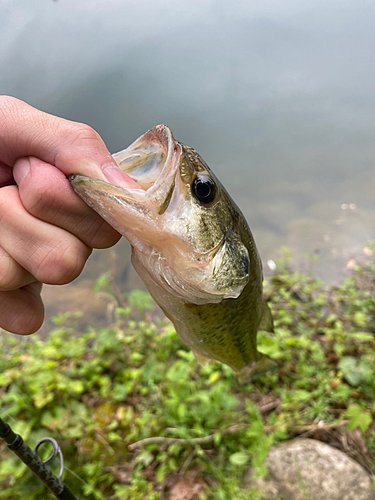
[2,0,375,323]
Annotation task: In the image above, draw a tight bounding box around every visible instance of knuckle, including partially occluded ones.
[21,178,58,216]
[0,271,18,292]
[0,252,17,291]
[11,301,44,335]
[94,228,121,249]
[35,241,91,285]
[83,218,121,249]
[0,196,7,223]
[10,307,43,335]
[0,97,27,133]
[0,95,24,114]
[64,123,102,148]
[0,185,18,221]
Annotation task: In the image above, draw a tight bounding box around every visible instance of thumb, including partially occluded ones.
[0,96,125,182]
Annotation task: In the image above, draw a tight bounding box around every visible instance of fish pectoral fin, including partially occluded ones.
[258,299,274,333]
[192,350,211,367]
[235,354,280,384]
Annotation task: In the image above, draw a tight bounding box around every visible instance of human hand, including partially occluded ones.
[0,96,124,334]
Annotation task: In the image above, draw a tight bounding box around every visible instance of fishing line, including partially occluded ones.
[0,416,77,500]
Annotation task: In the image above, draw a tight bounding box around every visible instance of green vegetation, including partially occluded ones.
[1,247,375,499]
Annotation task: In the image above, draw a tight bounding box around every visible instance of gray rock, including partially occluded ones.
[244,438,375,500]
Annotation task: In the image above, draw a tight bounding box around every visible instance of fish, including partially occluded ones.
[69,125,278,383]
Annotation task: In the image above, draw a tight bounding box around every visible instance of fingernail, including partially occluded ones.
[103,165,140,189]
[13,158,30,185]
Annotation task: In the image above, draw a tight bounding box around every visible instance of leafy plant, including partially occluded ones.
[1,245,375,498]
[345,404,372,434]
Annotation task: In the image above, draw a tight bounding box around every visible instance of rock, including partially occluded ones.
[244,438,375,500]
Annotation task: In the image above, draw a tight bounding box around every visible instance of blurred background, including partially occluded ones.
[2,0,375,326]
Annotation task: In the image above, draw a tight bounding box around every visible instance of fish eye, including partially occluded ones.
[192,177,216,204]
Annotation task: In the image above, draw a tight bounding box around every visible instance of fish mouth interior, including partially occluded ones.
[112,124,175,192]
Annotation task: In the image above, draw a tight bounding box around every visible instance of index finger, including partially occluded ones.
[0,96,116,180]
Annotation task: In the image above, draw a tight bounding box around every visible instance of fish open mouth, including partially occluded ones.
[112,124,175,192]
[69,125,182,247]
[69,125,198,266]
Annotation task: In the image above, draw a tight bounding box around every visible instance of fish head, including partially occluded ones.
[70,125,250,305]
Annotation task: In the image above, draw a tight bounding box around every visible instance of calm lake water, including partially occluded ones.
[2,0,375,325]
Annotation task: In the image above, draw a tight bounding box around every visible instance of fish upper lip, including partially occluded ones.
[111,124,177,196]
[71,125,180,215]
[147,125,175,194]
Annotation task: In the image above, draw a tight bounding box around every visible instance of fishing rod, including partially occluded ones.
[0,416,76,500]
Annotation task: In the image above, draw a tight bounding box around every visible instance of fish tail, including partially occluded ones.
[235,354,279,384]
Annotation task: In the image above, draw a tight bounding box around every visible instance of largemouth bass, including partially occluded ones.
[69,125,278,383]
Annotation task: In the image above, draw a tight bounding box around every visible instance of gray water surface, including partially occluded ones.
[2,0,375,321]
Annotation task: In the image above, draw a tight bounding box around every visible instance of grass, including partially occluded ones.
[1,246,375,499]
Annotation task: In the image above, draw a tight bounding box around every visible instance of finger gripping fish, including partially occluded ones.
[69,125,278,383]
